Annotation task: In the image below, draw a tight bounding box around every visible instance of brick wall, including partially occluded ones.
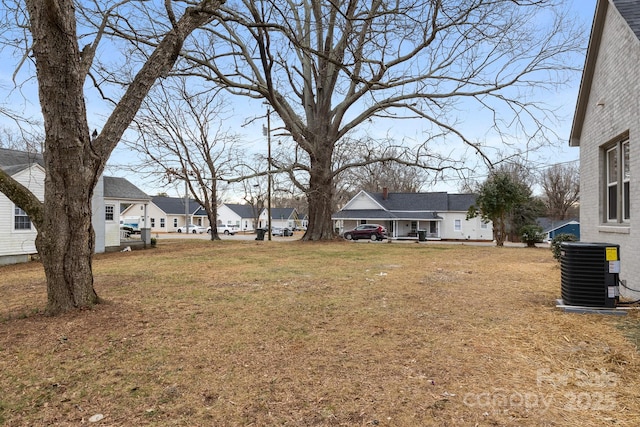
[578,3,640,299]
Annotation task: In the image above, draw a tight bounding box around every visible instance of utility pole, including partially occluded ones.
[264,107,272,241]
[185,174,190,234]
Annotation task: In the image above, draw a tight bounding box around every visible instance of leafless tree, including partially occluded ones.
[240,174,267,231]
[0,0,223,314]
[127,77,242,240]
[540,162,579,220]
[334,142,428,208]
[169,0,586,240]
[0,126,44,153]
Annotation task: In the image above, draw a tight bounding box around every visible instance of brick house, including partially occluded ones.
[569,0,639,298]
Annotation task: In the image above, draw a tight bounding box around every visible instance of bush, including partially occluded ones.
[520,224,545,247]
[550,233,578,262]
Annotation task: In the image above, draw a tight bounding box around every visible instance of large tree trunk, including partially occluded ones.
[303,144,336,241]
[28,0,101,314]
[36,168,100,313]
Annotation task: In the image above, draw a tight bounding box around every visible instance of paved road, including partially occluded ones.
[155,231,299,241]
[153,231,545,248]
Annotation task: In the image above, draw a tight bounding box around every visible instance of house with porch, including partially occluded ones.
[103,176,151,249]
[332,189,492,241]
[569,0,639,298]
[121,196,210,233]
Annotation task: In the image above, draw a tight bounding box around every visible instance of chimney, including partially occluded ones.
[382,187,388,200]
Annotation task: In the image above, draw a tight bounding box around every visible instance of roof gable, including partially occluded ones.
[342,190,386,210]
[570,0,640,146]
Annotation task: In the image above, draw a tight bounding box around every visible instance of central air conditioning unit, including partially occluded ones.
[560,242,620,308]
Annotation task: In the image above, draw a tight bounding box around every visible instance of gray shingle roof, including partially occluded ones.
[332,209,397,220]
[570,0,640,146]
[152,196,205,215]
[104,176,149,200]
[333,191,477,220]
[614,0,640,39]
[224,203,259,218]
[366,191,477,212]
[0,148,44,174]
[270,207,296,220]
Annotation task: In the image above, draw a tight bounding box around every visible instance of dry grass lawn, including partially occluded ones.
[0,239,639,426]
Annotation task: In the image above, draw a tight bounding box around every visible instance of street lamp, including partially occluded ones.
[262,106,272,241]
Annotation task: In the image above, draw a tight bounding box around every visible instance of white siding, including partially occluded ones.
[343,192,383,210]
[0,165,44,260]
[440,213,492,241]
[92,175,106,253]
[218,205,247,230]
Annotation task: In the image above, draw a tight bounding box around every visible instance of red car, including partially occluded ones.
[343,224,387,241]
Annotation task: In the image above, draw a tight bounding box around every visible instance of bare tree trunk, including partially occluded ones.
[303,147,336,241]
[36,176,99,313]
[27,0,100,314]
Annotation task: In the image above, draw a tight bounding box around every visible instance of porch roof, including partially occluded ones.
[332,209,443,221]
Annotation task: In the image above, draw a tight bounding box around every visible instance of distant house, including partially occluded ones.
[121,196,210,233]
[219,203,259,231]
[332,189,492,241]
[569,0,639,297]
[260,207,299,230]
[103,177,151,248]
[537,218,580,242]
[0,148,149,264]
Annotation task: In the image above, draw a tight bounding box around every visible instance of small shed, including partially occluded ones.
[541,219,580,241]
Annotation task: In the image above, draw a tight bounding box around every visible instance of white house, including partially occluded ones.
[0,151,45,264]
[121,196,210,233]
[332,189,492,241]
[0,148,149,264]
[258,207,299,230]
[569,0,639,298]
[219,203,259,231]
[103,176,151,248]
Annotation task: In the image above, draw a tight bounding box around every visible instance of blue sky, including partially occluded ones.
[1,0,598,199]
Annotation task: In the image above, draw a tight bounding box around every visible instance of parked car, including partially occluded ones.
[343,224,387,241]
[271,227,294,237]
[176,224,206,234]
[207,224,238,235]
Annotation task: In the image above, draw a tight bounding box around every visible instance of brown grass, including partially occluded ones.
[0,239,639,426]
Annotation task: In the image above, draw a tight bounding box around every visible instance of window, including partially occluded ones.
[160,218,165,228]
[14,206,31,230]
[105,204,115,221]
[605,138,630,223]
[150,218,155,228]
[173,218,178,228]
[454,219,462,231]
